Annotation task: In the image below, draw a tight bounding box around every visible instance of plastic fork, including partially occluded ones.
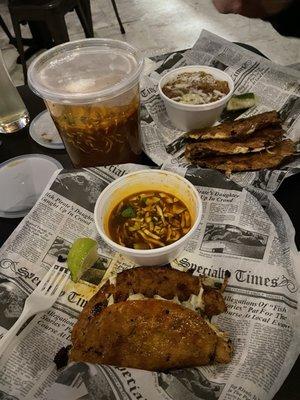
[0,263,70,356]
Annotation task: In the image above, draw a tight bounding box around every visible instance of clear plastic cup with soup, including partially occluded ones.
[28,39,144,168]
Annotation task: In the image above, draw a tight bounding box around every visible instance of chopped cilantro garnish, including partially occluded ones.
[121,206,135,218]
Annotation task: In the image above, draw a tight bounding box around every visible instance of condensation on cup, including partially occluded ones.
[28,39,144,168]
[0,50,29,134]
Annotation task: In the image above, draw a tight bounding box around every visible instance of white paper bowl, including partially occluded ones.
[158,65,234,131]
[94,170,202,266]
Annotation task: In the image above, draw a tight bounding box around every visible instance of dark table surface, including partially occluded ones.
[0,85,299,399]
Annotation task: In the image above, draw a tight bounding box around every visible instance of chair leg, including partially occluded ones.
[77,0,94,37]
[110,0,125,34]
[1,16,36,51]
[47,14,69,45]
[75,1,93,38]
[10,17,27,84]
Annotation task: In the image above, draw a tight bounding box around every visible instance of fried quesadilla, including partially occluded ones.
[184,110,296,173]
[71,300,232,370]
[186,111,280,141]
[69,266,232,371]
[185,127,284,158]
[190,140,295,174]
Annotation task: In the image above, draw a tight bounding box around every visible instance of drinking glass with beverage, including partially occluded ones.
[0,50,29,134]
[28,39,144,168]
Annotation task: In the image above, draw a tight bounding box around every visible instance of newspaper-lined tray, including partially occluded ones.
[0,160,299,400]
[140,30,300,193]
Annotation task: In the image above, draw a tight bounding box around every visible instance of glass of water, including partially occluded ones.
[0,50,29,134]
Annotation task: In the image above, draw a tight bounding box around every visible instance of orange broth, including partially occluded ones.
[108,190,191,249]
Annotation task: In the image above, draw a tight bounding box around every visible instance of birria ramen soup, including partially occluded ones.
[108,190,192,249]
[162,71,230,105]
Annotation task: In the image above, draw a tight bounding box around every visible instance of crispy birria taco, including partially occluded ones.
[69,266,233,371]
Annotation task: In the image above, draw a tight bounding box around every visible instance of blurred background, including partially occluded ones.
[0,0,299,86]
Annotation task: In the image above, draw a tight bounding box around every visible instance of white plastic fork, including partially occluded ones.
[0,263,70,356]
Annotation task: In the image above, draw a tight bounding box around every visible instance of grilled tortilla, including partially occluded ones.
[70,299,232,370]
[70,266,232,371]
[72,266,228,336]
[187,111,280,141]
[190,140,295,174]
[185,127,284,159]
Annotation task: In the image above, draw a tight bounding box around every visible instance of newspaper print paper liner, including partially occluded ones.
[139,30,300,194]
[0,159,298,400]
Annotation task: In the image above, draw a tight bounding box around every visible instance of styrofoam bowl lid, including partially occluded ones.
[28,39,144,104]
[0,154,62,218]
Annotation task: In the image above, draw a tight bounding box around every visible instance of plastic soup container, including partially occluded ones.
[94,170,202,266]
[28,39,144,167]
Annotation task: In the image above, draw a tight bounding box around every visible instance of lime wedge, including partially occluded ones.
[67,238,98,282]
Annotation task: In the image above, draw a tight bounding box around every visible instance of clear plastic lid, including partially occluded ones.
[28,39,143,104]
